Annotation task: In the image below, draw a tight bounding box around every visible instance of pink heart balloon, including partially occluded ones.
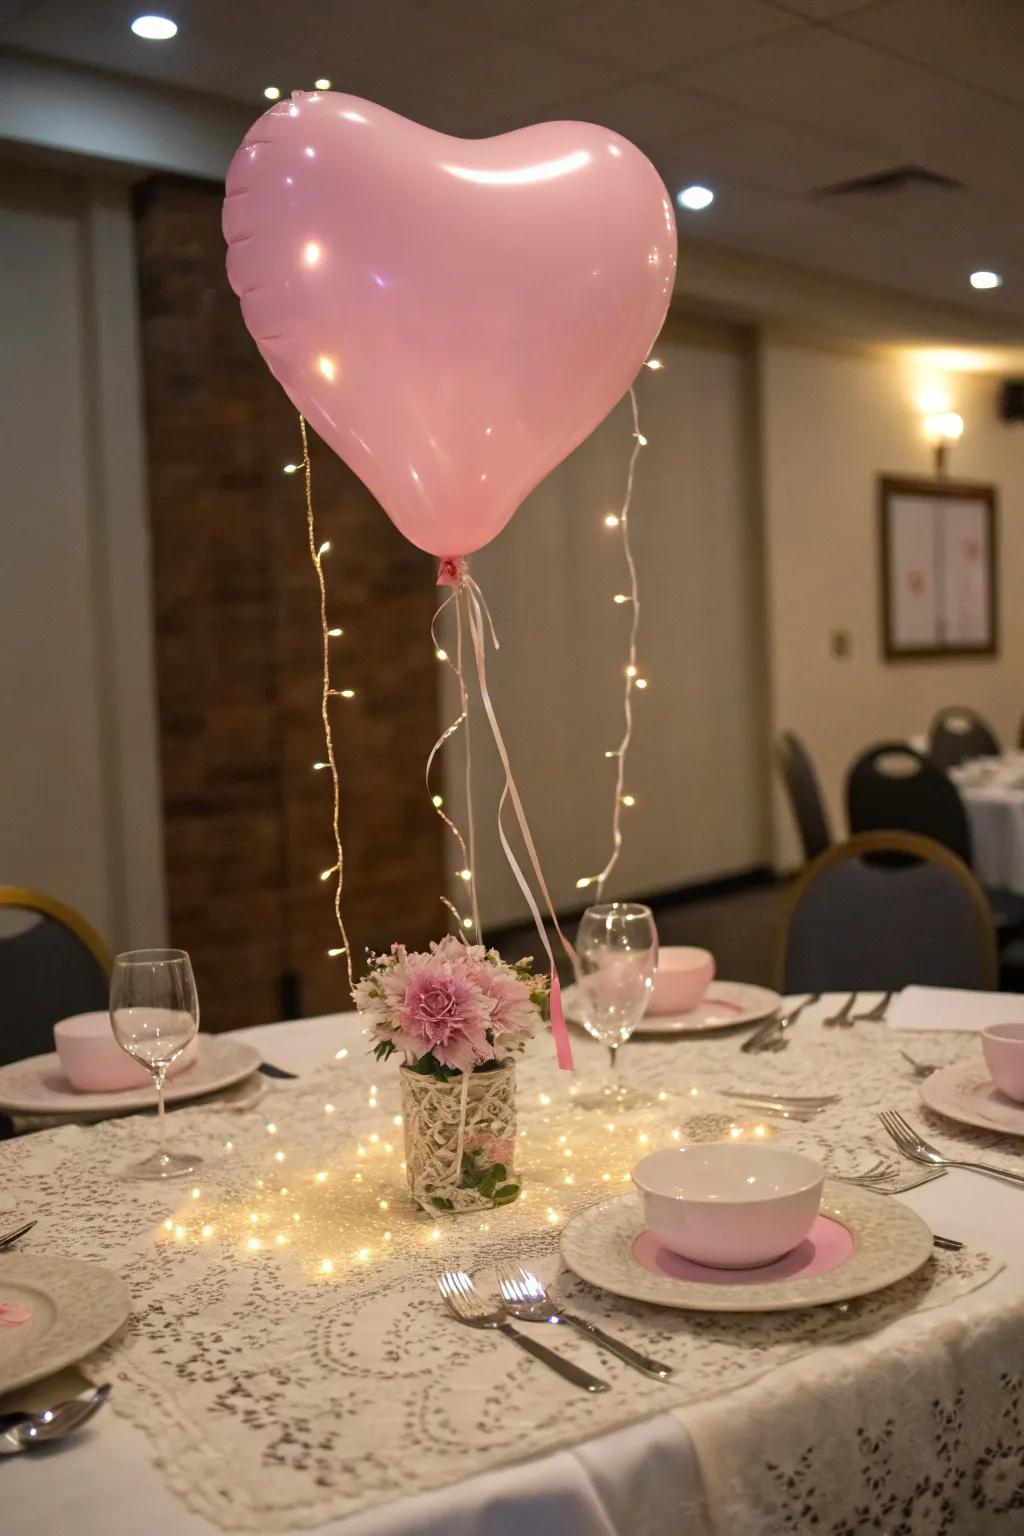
[224,93,676,560]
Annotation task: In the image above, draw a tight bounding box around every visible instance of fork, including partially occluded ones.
[725,1090,838,1119]
[899,1049,938,1079]
[497,1267,671,1380]
[438,1270,610,1393]
[741,994,821,1054]
[823,993,858,1028]
[849,991,894,1024]
[879,1109,1024,1189]
[828,1160,962,1249]
[0,1220,36,1251]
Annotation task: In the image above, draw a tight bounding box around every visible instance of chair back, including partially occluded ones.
[929,706,1000,769]
[776,731,832,862]
[782,831,998,993]
[0,888,111,1067]
[846,741,971,866]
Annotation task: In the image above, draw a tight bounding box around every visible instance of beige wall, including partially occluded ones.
[0,165,165,948]
[761,337,1024,864]
[443,314,771,930]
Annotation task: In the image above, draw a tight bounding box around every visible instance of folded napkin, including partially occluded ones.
[888,985,1024,1032]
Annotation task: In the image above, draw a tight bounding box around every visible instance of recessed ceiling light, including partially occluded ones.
[131,14,177,39]
[314,78,332,91]
[970,270,1002,290]
[264,85,281,101]
[677,184,714,211]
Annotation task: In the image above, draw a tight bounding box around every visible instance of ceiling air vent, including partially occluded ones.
[814,164,963,200]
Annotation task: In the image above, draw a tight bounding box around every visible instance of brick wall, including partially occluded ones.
[135,175,443,1030]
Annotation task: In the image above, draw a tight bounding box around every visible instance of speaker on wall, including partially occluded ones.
[999,380,1024,421]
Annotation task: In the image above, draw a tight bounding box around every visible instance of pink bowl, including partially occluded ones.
[54,1013,199,1093]
[982,1023,1024,1103]
[647,946,715,1016]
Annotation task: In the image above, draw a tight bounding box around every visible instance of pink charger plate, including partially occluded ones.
[632,1215,854,1285]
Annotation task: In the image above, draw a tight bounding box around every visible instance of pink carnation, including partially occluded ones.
[353,935,546,1075]
[391,948,495,1072]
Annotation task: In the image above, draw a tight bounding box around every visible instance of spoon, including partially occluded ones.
[0,1383,111,1455]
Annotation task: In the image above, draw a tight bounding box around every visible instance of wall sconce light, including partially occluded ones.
[923,410,963,476]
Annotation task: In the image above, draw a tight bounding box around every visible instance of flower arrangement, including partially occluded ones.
[353,937,549,1212]
[353,936,549,1077]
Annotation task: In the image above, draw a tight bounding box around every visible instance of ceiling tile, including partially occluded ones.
[536,0,798,75]
[424,35,626,115]
[658,110,888,197]
[418,0,591,35]
[763,0,884,17]
[838,0,1024,109]
[674,27,922,142]
[539,78,739,152]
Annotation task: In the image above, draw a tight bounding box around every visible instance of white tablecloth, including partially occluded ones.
[952,760,1024,895]
[5,1003,1024,1535]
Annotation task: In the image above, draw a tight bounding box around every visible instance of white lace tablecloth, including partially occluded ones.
[5,999,1024,1536]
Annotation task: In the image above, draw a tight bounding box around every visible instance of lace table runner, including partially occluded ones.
[5,1020,1013,1532]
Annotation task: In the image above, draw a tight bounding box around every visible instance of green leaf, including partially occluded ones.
[492,1184,519,1205]
[430,1196,454,1211]
[488,1164,507,1183]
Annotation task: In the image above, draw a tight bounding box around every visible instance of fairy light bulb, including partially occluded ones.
[339,688,355,699]
[432,793,444,808]
[317,540,331,557]
[327,626,343,637]
[604,513,620,528]
[613,593,629,604]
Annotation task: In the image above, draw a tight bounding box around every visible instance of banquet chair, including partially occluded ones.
[0,887,111,1067]
[781,831,998,993]
[846,742,1024,935]
[846,742,971,864]
[775,731,832,863]
[928,706,1001,769]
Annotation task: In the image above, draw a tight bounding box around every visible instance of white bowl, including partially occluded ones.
[647,946,715,1016]
[631,1143,824,1268]
[54,1013,199,1093]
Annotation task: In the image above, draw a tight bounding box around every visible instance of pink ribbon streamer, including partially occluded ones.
[462,573,576,1071]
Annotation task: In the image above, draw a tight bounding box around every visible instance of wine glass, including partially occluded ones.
[573,902,658,1109]
[110,948,202,1180]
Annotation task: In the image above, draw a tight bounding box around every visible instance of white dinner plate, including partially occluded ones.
[0,1035,262,1117]
[560,1183,932,1312]
[0,1254,130,1394]
[563,980,781,1037]
[920,1062,1024,1137]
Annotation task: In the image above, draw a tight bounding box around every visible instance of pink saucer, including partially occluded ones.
[632,1214,854,1285]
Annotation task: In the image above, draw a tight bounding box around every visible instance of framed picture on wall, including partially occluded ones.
[879,476,998,660]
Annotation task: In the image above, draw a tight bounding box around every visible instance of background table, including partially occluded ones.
[5,1002,1024,1536]
[951,757,1024,896]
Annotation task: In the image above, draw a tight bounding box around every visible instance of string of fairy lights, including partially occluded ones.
[153,1077,775,1279]
[294,420,355,988]
[576,357,662,899]
[291,357,662,968]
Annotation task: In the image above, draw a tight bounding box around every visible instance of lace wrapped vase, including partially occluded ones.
[400,1060,519,1213]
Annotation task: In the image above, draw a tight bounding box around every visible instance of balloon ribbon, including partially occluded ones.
[455,565,575,1071]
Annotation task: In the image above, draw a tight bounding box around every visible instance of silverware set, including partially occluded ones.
[440,1266,672,1390]
[879,1109,1024,1189]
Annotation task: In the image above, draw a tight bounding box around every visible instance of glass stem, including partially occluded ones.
[155,1067,168,1159]
[608,1042,619,1087]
